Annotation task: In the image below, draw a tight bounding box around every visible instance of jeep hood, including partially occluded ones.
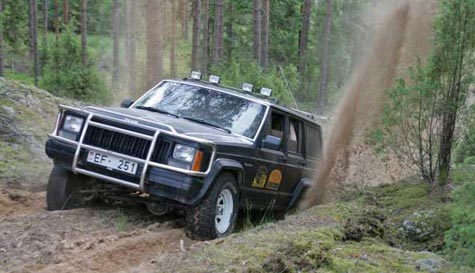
[85,106,255,145]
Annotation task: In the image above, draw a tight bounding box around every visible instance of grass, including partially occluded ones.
[115,208,130,232]
[155,177,474,273]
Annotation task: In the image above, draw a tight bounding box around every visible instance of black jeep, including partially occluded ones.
[45,72,322,240]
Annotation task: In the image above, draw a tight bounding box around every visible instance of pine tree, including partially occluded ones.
[298,0,312,73]
[260,0,269,68]
[112,0,119,87]
[201,0,209,73]
[253,0,261,63]
[317,0,333,115]
[80,0,87,65]
[212,0,224,65]
[191,0,200,70]
[170,0,177,78]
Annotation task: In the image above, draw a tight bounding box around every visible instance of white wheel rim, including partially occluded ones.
[215,188,234,234]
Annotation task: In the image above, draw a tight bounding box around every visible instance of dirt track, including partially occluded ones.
[0,189,194,273]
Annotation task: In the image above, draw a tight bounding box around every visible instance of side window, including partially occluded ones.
[270,112,285,140]
[288,118,303,155]
[305,124,321,159]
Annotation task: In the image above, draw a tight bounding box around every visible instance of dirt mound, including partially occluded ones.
[0,205,192,273]
[301,0,437,209]
[0,189,45,218]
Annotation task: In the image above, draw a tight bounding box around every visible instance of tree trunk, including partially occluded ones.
[170,0,177,78]
[63,0,68,26]
[317,0,333,115]
[225,0,234,60]
[146,0,163,88]
[201,0,209,73]
[42,0,48,63]
[125,0,137,94]
[30,0,39,86]
[55,0,59,43]
[298,0,312,73]
[260,0,269,68]
[212,0,224,65]
[253,0,261,63]
[112,0,119,87]
[80,0,87,66]
[191,0,200,70]
[0,0,4,77]
[182,0,188,39]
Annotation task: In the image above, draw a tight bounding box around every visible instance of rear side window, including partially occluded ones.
[305,124,321,159]
[288,118,303,155]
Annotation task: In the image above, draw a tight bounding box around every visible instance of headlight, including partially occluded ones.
[58,115,84,140]
[173,144,195,162]
[63,115,84,133]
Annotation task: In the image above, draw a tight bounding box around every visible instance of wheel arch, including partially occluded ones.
[191,158,244,206]
[285,177,313,212]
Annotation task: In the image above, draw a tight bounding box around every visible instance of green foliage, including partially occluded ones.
[454,107,475,163]
[374,60,440,184]
[446,180,475,267]
[375,0,475,185]
[2,0,29,55]
[209,60,298,107]
[40,28,110,104]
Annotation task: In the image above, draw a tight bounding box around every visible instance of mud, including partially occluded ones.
[301,0,437,209]
[0,196,193,273]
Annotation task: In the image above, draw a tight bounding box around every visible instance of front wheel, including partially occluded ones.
[46,166,88,210]
[185,173,239,240]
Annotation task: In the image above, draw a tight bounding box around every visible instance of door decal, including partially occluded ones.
[251,166,268,188]
[265,169,282,190]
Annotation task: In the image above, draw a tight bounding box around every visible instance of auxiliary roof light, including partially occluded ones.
[241,83,254,92]
[209,75,221,84]
[190,71,202,80]
[260,87,273,97]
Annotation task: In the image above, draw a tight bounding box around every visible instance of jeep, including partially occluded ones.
[45,72,322,240]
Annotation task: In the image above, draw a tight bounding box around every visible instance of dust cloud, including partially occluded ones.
[300,0,437,209]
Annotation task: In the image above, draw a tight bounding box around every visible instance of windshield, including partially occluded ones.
[134,81,267,139]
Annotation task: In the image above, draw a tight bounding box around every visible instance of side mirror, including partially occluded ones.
[261,135,282,150]
[120,98,134,108]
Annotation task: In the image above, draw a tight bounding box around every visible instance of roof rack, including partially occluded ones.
[183,74,280,104]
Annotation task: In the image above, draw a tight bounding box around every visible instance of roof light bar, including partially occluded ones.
[241,83,254,92]
[190,71,202,80]
[209,75,221,84]
[260,87,272,97]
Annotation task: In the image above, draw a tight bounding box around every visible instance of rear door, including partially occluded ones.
[278,116,306,206]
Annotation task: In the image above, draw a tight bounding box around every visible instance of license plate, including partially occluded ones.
[86,151,138,175]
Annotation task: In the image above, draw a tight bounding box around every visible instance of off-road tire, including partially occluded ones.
[185,173,239,240]
[46,166,87,210]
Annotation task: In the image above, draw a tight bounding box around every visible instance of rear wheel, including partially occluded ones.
[46,166,89,210]
[185,173,239,240]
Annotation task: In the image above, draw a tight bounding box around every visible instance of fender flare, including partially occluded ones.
[190,158,244,206]
[285,177,313,212]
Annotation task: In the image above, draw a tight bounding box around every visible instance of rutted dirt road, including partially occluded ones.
[0,189,194,273]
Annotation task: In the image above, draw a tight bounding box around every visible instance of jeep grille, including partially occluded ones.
[84,126,170,163]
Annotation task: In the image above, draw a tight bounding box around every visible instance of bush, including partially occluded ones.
[463,156,475,165]
[446,181,475,267]
[40,28,110,104]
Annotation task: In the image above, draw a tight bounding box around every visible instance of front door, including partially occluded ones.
[243,109,287,210]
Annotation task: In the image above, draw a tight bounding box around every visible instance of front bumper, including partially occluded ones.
[46,105,217,206]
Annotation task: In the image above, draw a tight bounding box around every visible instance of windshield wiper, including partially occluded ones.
[135,106,180,118]
[181,116,231,133]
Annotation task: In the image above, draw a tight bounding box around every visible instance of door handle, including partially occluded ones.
[278,156,287,163]
[298,160,307,166]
